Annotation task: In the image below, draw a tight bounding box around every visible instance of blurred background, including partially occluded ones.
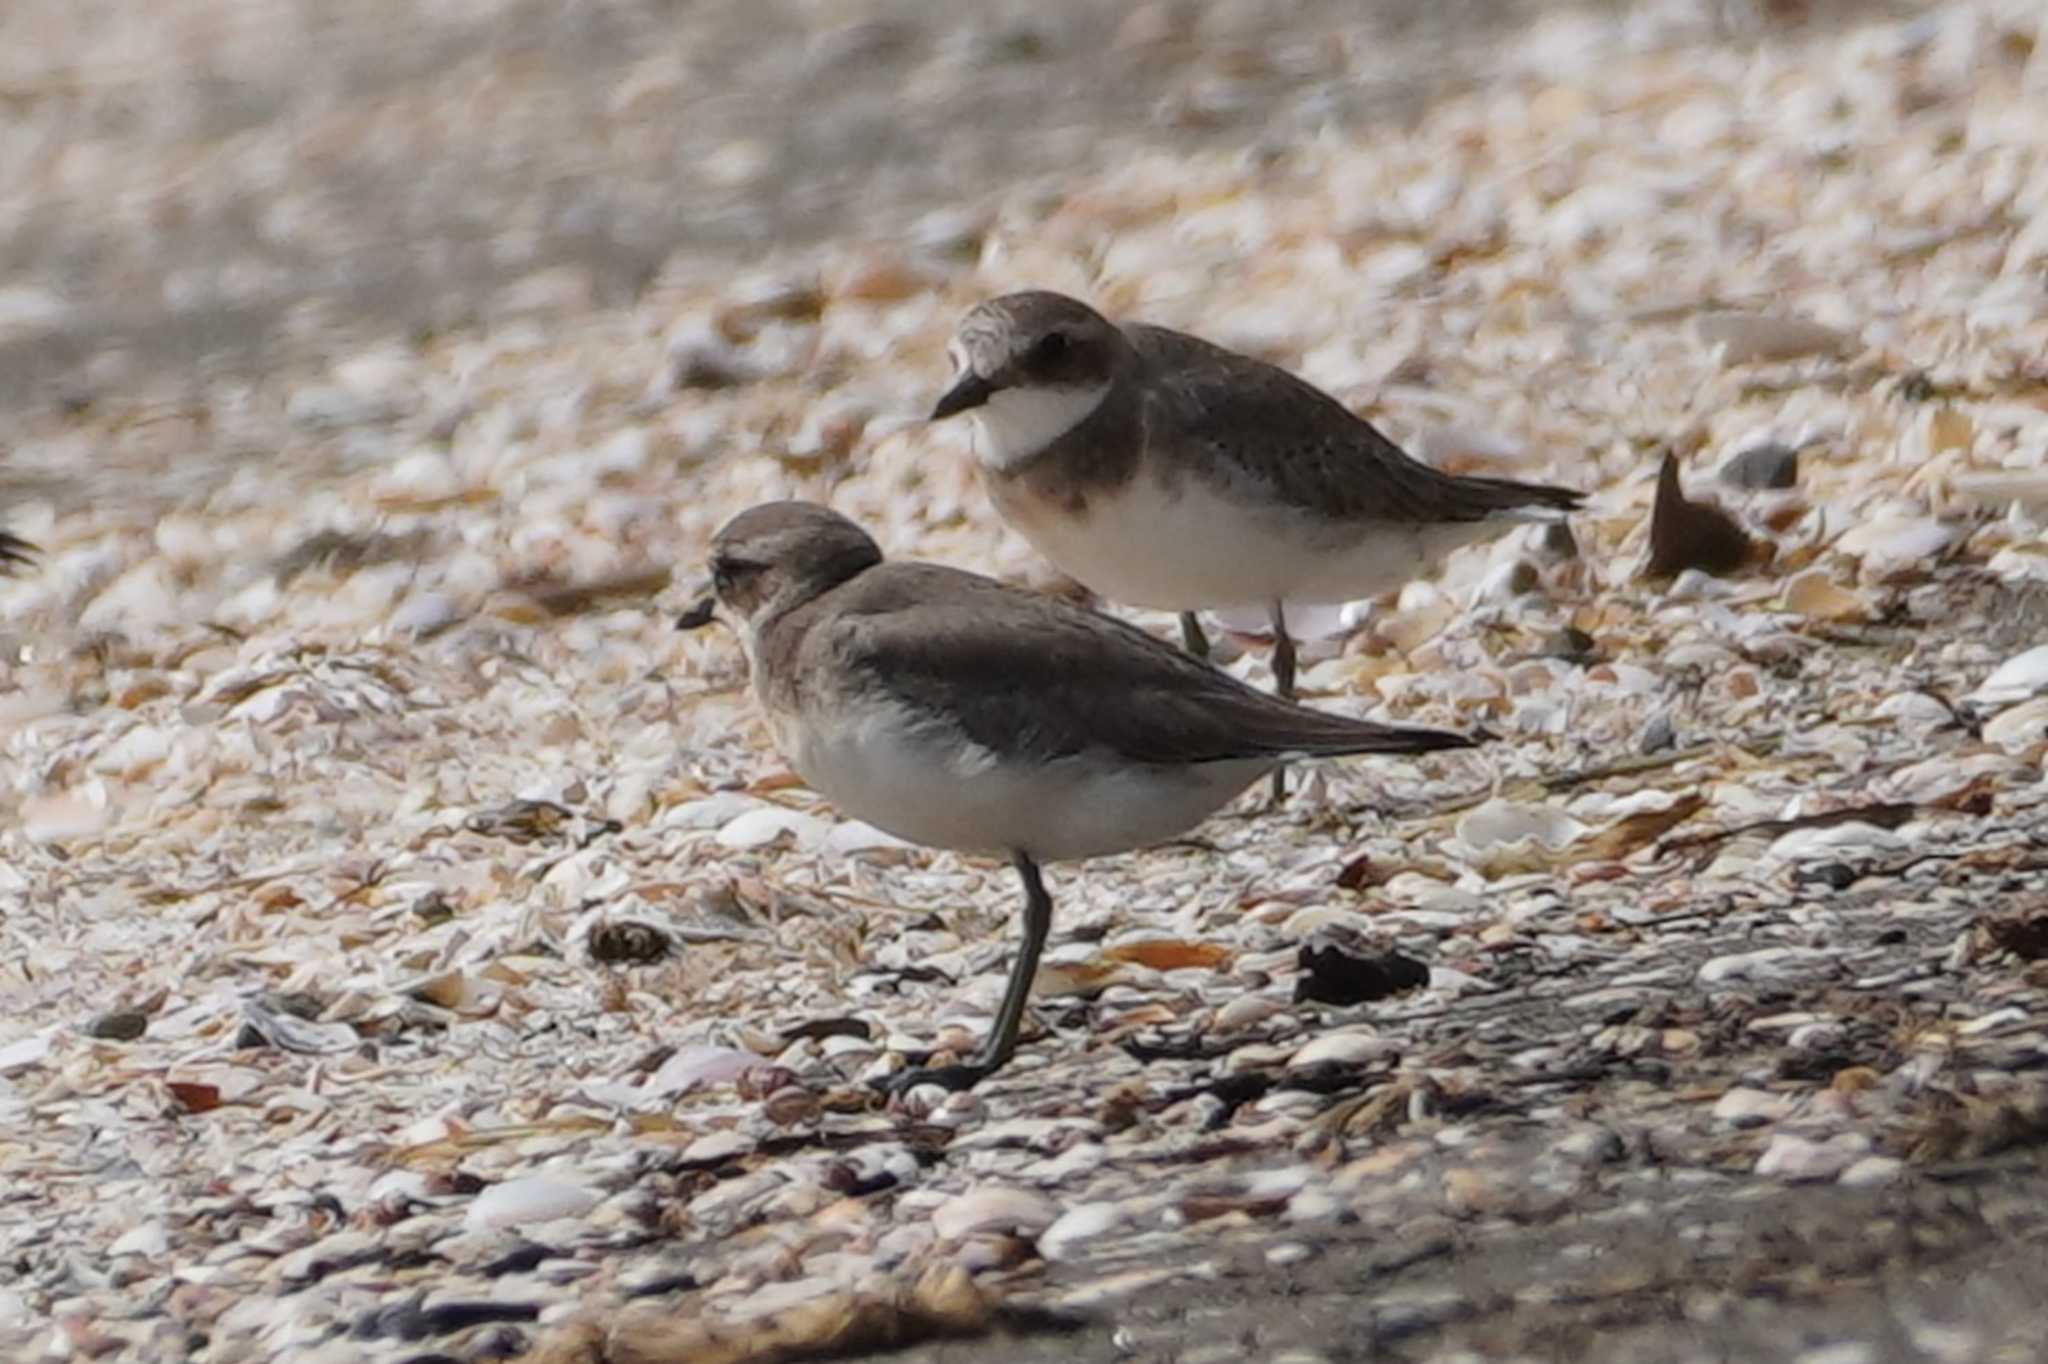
[1,0,1915,436]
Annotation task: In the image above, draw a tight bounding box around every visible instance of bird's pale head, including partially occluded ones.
[931,291,1125,468]
[691,501,884,631]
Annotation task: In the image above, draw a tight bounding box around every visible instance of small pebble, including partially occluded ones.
[1718,442,1800,490]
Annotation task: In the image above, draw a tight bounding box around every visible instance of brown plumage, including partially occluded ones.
[1124,320,1584,525]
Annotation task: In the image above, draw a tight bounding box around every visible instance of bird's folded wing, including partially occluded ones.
[833,565,1474,768]
[1129,324,1582,523]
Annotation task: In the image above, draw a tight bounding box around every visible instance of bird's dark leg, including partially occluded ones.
[1269,600,1295,804]
[1179,610,1211,660]
[878,853,1053,1095]
[978,853,1051,1071]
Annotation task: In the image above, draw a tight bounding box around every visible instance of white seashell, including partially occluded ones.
[1764,822,1907,863]
[1038,1201,1136,1261]
[20,792,111,843]
[591,428,652,476]
[819,1033,878,1061]
[1838,1156,1905,1188]
[1754,1132,1869,1182]
[78,563,180,631]
[1949,471,2048,511]
[1833,516,1957,574]
[1696,947,1837,986]
[372,450,461,503]
[648,1044,760,1096]
[0,284,70,338]
[1983,697,2048,749]
[1455,799,1585,852]
[1967,645,2048,707]
[712,802,823,843]
[464,1177,600,1232]
[1288,1030,1388,1069]
[1957,1006,2029,1036]
[239,1000,358,1054]
[1663,642,1739,670]
[1694,311,1850,365]
[1712,1086,1791,1128]
[1208,600,1350,642]
[1427,966,1492,992]
[1547,182,1661,247]
[0,1031,54,1075]
[659,794,769,831]
[1385,879,1484,914]
[1875,692,1966,733]
[388,592,467,636]
[1985,548,2048,586]
[1210,995,1284,1033]
[716,807,829,851]
[822,820,911,856]
[109,1222,170,1257]
[679,1131,752,1165]
[92,724,172,778]
[929,1185,1057,1241]
[1883,752,2022,803]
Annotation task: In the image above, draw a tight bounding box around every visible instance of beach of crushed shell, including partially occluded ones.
[7,1,2048,1361]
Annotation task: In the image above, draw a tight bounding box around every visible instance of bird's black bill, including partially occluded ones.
[675,594,718,631]
[930,372,994,421]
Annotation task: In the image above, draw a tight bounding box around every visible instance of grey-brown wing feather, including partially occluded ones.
[826,564,1474,767]
[1127,324,1582,524]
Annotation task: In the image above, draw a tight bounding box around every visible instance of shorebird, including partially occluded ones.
[681,500,1481,1091]
[930,290,1581,796]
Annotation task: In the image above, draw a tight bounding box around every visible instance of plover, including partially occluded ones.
[681,500,1480,1091]
[929,290,1584,712]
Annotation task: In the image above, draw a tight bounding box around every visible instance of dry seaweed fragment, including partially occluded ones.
[1643,450,1755,579]
[1980,906,2048,962]
[589,920,674,965]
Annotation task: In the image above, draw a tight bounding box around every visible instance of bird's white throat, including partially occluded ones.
[970,382,1110,470]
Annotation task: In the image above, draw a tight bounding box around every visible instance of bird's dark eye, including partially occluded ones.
[711,556,759,595]
[1029,331,1070,366]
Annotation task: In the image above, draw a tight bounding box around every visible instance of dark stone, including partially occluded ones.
[1295,940,1429,1006]
[85,1010,148,1041]
[1719,442,1800,491]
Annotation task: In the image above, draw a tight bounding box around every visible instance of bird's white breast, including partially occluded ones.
[775,694,1264,864]
[996,468,1530,612]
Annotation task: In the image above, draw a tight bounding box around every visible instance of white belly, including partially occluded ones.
[996,469,1524,611]
[775,699,1266,863]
